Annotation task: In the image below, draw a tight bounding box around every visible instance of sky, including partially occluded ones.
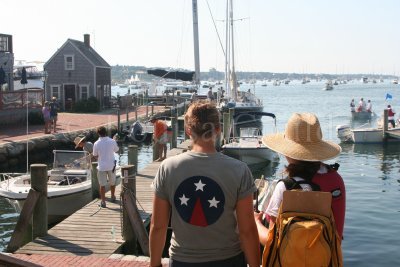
[2,0,400,75]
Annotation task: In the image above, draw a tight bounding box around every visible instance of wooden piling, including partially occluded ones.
[117,109,121,133]
[135,108,138,121]
[171,116,178,149]
[91,162,99,199]
[151,105,154,117]
[126,107,129,123]
[31,164,48,239]
[223,112,230,145]
[146,105,149,118]
[383,109,388,139]
[121,165,137,254]
[128,145,138,173]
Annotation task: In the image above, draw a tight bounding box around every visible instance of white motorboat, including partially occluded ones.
[13,63,44,90]
[0,150,106,224]
[222,112,279,168]
[336,125,400,144]
[351,111,374,121]
[323,80,334,90]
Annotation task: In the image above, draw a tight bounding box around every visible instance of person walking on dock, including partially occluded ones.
[150,101,260,267]
[150,116,168,162]
[92,126,119,208]
[387,105,396,128]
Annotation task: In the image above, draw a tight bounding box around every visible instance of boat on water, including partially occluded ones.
[336,124,400,143]
[222,112,279,168]
[351,111,374,121]
[323,80,334,90]
[117,121,153,144]
[13,64,44,90]
[217,0,263,122]
[0,150,119,224]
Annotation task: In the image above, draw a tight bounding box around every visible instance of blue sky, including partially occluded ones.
[3,0,399,74]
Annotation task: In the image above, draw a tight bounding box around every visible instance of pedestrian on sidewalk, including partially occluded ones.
[92,126,119,208]
[42,101,51,134]
[150,101,260,267]
[49,96,60,133]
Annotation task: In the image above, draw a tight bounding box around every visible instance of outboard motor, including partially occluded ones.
[336,125,353,143]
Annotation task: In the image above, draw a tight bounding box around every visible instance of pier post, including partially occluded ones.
[121,165,137,254]
[229,108,235,138]
[151,105,154,117]
[146,105,149,119]
[128,145,138,174]
[171,116,178,149]
[223,112,230,145]
[31,164,48,239]
[126,106,129,124]
[383,109,388,140]
[135,108,138,121]
[91,162,100,199]
[117,109,121,133]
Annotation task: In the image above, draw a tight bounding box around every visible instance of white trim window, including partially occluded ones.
[64,55,75,70]
[51,85,61,99]
[80,84,89,100]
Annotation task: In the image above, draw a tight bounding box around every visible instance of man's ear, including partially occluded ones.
[185,127,191,137]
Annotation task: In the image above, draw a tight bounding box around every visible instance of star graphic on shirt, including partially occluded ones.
[208,197,220,208]
[179,194,189,206]
[194,180,206,191]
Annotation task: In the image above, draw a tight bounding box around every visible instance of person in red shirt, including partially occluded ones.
[150,116,168,162]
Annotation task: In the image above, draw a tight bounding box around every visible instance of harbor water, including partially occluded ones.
[1,81,400,266]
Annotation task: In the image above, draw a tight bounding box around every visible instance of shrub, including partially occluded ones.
[72,97,100,113]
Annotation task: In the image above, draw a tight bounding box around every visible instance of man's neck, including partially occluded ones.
[190,139,217,154]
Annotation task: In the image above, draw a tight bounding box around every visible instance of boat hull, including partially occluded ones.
[351,111,372,121]
[352,128,400,143]
[222,145,278,167]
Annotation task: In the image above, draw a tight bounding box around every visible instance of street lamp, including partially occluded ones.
[42,70,48,101]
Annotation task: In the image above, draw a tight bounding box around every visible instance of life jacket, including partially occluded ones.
[388,108,395,117]
[262,164,344,267]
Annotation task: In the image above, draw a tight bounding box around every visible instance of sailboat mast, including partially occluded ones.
[225,0,231,98]
[192,0,201,85]
[229,0,237,101]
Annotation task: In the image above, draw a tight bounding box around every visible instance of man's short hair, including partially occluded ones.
[97,126,107,137]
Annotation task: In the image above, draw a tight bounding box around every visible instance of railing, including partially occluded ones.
[0,89,44,111]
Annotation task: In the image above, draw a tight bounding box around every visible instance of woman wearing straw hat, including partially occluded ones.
[74,136,93,154]
[254,113,346,244]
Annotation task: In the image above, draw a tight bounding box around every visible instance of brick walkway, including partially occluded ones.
[0,106,166,145]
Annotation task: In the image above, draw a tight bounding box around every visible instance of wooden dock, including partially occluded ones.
[14,141,190,257]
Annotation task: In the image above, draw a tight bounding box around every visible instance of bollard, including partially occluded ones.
[31,164,48,239]
[121,165,137,253]
[128,145,138,174]
[91,162,99,199]
[223,112,230,145]
[171,116,178,149]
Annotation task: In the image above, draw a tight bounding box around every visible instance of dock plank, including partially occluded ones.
[14,144,190,257]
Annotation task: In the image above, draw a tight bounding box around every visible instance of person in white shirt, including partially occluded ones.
[366,100,372,113]
[358,98,366,112]
[92,126,119,208]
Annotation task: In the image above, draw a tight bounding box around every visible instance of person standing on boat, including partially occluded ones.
[150,101,260,267]
[49,96,60,132]
[357,97,366,112]
[92,126,119,208]
[150,116,168,162]
[387,105,396,128]
[350,99,355,112]
[366,100,372,113]
[42,101,51,134]
[254,113,346,244]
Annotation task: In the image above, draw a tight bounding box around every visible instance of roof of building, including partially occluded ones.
[68,39,110,68]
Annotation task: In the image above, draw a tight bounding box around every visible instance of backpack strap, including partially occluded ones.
[281,177,320,191]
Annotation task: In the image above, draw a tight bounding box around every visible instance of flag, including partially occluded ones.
[385,93,393,100]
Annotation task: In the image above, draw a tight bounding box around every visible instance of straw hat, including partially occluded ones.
[262,113,341,162]
[74,136,86,148]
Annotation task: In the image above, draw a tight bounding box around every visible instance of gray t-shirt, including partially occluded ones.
[153,151,255,263]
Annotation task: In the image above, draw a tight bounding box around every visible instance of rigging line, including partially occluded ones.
[206,0,225,57]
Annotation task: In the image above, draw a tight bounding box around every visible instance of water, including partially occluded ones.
[1,80,400,266]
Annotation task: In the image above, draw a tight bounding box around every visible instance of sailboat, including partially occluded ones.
[218,0,263,125]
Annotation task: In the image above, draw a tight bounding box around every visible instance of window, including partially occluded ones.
[0,36,9,52]
[80,85,88,100]
[51,85,60,99]
[64,55,74,70]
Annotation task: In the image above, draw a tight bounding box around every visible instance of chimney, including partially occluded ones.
[84,34,90,47]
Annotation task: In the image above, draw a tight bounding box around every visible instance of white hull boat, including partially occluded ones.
[336,125,400,144]
[0,150,111,224]
[222,113,279,167]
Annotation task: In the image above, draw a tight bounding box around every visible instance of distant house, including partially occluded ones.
[44,34,111,111]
